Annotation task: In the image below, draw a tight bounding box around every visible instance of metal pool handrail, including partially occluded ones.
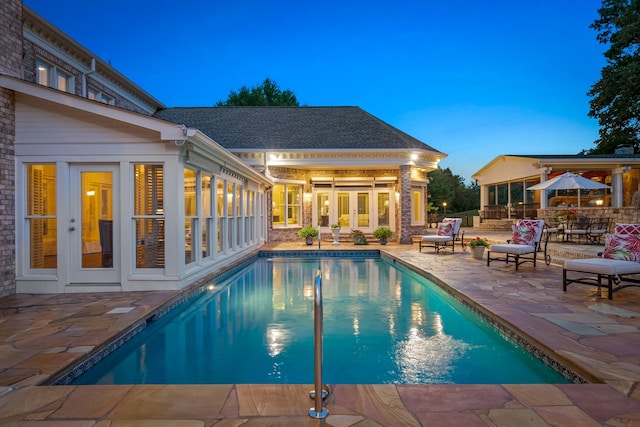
[308,268,329,419]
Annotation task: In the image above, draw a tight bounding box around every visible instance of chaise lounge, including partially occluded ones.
[419,218,464,253]
[487,219,545,270]
[563,224,640,299]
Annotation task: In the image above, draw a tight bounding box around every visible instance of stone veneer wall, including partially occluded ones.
[538,207,640,230]
[0,0,22,296]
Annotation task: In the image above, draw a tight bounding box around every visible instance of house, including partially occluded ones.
[153,106,446,243]
[472,153,640,226]
[0,2,445,295]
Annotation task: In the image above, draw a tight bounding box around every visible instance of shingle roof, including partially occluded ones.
[153,106,442,153]
[506,154,640,160]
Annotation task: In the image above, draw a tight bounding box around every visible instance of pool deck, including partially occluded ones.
[1,229,640,426]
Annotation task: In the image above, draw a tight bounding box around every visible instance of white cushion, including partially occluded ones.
[421,235,453,243]
[564,258,640,276]
[489,244,535,255]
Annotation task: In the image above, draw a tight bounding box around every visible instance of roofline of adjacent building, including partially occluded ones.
[471,154,640,179]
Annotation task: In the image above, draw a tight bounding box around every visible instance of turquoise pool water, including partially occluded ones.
[73,255,568,385]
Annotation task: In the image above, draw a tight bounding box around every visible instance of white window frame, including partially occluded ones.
[35,59,74,93]
[88,86,115,105]
[272,182,303,228]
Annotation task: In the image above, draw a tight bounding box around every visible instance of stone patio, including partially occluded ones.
[0,230,639,426]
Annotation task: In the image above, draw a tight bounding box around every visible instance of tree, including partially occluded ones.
[427,167,479,214]
[587,0,640,154]
[216,77,300,106]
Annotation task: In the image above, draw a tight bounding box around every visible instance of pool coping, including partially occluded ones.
[49,248,592,386]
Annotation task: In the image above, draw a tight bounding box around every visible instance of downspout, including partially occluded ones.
[81,57,96,97]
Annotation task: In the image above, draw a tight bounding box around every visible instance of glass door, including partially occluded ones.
[70,164,119,284]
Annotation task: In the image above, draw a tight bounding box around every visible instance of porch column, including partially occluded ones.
[399,165,412,244]
[612,167,629,207]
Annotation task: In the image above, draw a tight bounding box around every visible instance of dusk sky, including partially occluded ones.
[24,0,607,182]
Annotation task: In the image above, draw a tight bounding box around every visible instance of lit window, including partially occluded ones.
[36,60,49,87]
[411,187,424,224]
[272,184,300,227]
[35,59,74,93]
[26,164,57,269]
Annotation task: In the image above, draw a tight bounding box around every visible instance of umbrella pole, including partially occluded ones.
[578,190,581,207]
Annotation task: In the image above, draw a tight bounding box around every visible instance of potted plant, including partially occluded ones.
[350,229,368,245]
[468,237,490,259]
[373,226,393,245]
[330,224,341,245]
[298,225,319,245]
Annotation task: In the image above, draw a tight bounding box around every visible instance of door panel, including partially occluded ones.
[356,192,370,228]
[70,165,119,283]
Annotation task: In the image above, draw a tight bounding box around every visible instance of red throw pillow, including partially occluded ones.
[603,234,640,261]
[614,224,640,235]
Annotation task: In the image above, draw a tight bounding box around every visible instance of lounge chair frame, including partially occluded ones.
[563,258,640,300]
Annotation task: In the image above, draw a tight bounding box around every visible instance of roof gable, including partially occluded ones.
[154,106,442,153]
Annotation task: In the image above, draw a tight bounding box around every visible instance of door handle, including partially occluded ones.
[69,227,76,231]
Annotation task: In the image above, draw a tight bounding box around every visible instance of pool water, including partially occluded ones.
[73,256,568,385]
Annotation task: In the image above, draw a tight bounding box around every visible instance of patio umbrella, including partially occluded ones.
[527,172,611,207]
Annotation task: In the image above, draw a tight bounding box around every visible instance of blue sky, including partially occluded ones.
[24,0,606,182]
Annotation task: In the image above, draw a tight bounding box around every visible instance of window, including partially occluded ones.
[26,164,57,269]
[411,187,424,225]
[272,184,300,227]
[377,193,390,226]
[184,169,197,265]
[216,179,225,253]
[88,87,115,105]
[133,164,164,268]
[202,175,212,258]
[36,59,74,93]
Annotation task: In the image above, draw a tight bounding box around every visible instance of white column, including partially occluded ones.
[538,168,551,209]
[612,167,629,207]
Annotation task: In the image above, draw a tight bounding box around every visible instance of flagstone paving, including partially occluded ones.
[0,231,640,425]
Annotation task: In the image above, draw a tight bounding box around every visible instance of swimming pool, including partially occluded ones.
[72,254,569,385]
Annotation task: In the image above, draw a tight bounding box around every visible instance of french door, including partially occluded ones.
[315,189,393,233]
[69,164,119,284]
[337,191,371,231]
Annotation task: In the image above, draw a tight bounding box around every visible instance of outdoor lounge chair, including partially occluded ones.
[487,219,544,270]
[563,225,640,299]
[419,217,464,253]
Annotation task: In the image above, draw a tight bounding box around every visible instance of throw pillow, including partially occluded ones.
[614,223,640,235]
[603,234,640,261]
[511,224,536,246]
[436,222,453,237]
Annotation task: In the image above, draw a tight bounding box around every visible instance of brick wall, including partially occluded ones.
[0,0,22,296]
[399,165,412,244]
[22,39,152,116]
